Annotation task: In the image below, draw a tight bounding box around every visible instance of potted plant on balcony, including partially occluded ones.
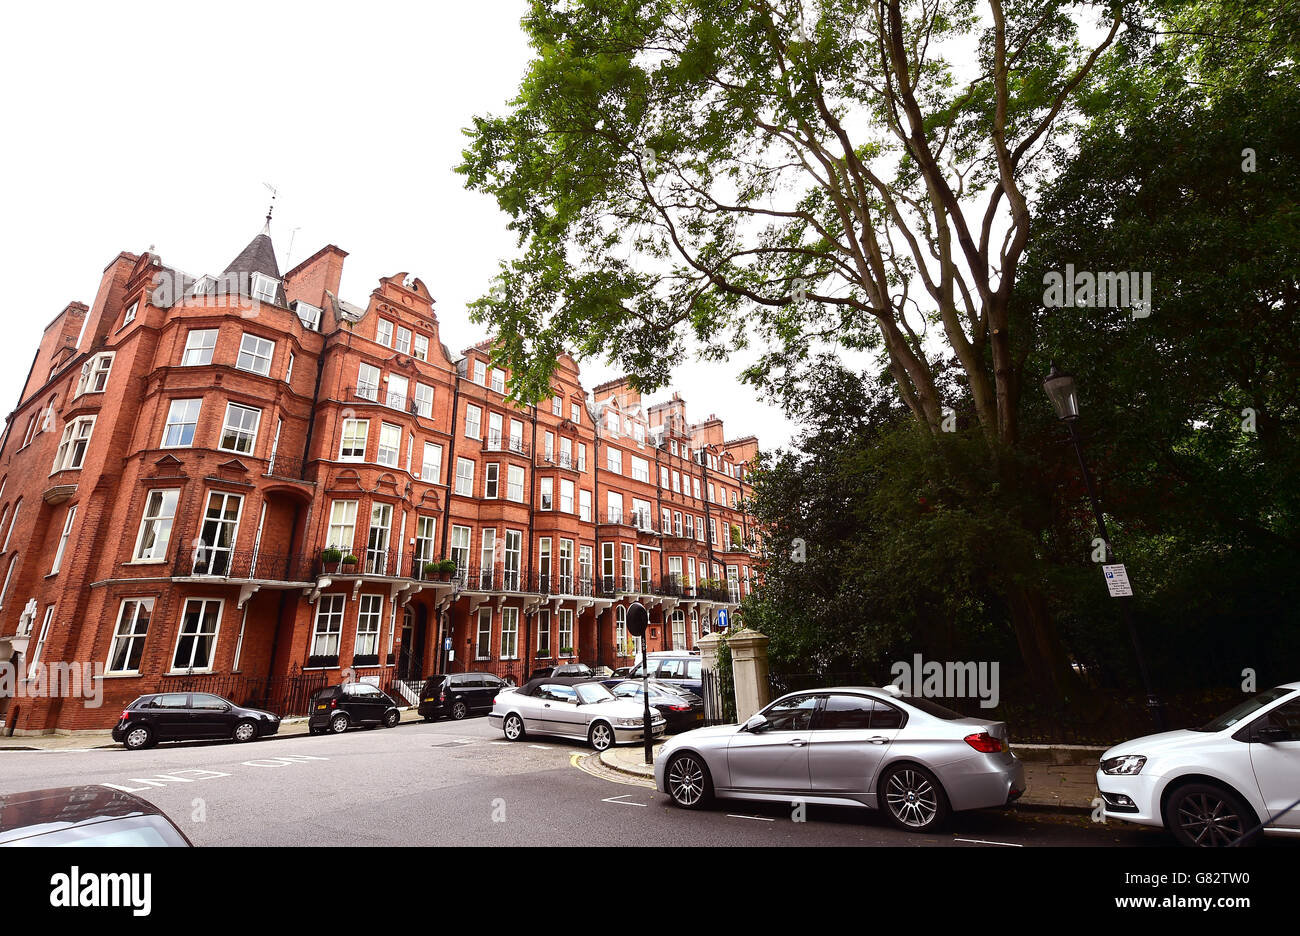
[341,553,359,573]
[435,559,456,582]
[321,546,343,573]
[559,646,574,657]
[535,648,549,658]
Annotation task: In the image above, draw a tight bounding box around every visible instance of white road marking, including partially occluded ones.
[726,814,776,822]
[954,837,1023,847]
[528,744,552,750]
[602,794,649,807]
[490,741,511,745]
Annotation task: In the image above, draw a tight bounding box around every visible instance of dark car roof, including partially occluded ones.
[0,785,193,846]
[517,675,607,697]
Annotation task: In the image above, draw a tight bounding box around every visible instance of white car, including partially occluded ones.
[1097,681,1300,846]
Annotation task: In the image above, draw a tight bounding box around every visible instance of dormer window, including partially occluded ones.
[75,352,114,396]
[376,319,394,347]
[122,301,138,326]
[491,368,506,394]
[474,360,487,386]
[190,275,216,299]
[293,300,321,332]
[413,334,429,361]
[250,273,279,305]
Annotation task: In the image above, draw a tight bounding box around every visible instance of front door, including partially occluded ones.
[189,693,234,738]
[808,694,902,797]
[726,694,818,793]
[1250,697,1300,829]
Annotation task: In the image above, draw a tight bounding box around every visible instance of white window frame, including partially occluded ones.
[52,416,96,472]
[171,598,223,673]
[134,488,179,561]
[340,418,369,461]
[219,402,262,455]
[236,333,275,376]
[50,505,76,573]
[105,598,153,674]
[182,328,218,366]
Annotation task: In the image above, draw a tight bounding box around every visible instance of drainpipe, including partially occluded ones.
[437,375,462,675]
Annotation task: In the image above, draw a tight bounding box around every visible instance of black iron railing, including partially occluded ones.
[173,548,314,583]
[482,434,530,457]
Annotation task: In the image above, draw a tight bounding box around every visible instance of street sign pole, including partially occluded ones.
[625,602,652,765]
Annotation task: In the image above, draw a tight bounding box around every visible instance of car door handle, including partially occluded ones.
[543,703,551,708]
[787,739,806,747]
[867,736,889,745]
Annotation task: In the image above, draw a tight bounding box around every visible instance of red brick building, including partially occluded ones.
[0,224,760,734]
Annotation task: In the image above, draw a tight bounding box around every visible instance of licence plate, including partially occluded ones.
[695,713,704,720]
[315,704,327,710]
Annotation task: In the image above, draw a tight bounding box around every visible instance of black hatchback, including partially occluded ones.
[308,683,401,734]
[112,692,281,750]
[418,672,506,720]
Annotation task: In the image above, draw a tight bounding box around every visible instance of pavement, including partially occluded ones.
[599,741,1104,813]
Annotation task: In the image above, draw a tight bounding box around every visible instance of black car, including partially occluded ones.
[606,678,706,733]
[626,654,703,695]
[308,683,401,734]
[0,786,192,847]
[112,692,280,750]
[418,672,506,721]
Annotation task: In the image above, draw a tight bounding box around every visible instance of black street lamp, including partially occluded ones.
[1044,364,1164,731]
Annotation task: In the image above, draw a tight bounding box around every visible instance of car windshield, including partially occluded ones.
[1193,686,1296,732]
[575,683,615,704]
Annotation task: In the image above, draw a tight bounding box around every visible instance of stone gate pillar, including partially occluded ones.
[726,628,770,722]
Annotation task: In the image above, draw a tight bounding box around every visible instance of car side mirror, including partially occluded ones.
[743,714,769,733]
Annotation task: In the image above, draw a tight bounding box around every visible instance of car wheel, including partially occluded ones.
[666,752,712,809]
[232,720,259,743]
[503,713,525,741]
[1167,782,1256,847]
[588,721,614,752]
[451,701,468,720]
[880,764,950,833]
[383,710,400,728]
[329,713,350,734]
[123,725,153,751]
[423,714,436,722]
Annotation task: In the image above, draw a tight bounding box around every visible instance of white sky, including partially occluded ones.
[0,1,800,450]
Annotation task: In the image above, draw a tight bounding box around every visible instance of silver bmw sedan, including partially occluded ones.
[489,676,666,751]
[654,686,1026,832]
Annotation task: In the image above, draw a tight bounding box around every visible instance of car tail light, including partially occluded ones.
[667,704,690,712]
[120,710,130,721]
[330,699,338,709]
[440,689,447,702]
[964,731,1004,753]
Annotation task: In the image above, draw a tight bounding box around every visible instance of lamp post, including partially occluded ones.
[1044,364,1164,731]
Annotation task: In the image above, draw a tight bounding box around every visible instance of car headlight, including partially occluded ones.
[615,718,644,727]
[1100,754,1147,775]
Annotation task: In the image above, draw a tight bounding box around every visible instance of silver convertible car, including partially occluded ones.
[654,686,1026,832]
[489,676,666,751]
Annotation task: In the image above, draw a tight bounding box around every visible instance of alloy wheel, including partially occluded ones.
[330,714,349,734]
[590,722,613,751]
[452,702,468,720]
[885,769,939,829]
[668,755,706,807]
[504,714,523,740]
[1177,792,1245,846]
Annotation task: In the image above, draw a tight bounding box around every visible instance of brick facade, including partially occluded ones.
[0,227,759,733]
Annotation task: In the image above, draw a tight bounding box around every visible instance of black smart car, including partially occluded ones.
[308,683,401,734]
[0,786,192,847]
[112,692,280,750]
[418,672,507,721]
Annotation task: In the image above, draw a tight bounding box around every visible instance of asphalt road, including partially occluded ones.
[0,716,1184,847]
